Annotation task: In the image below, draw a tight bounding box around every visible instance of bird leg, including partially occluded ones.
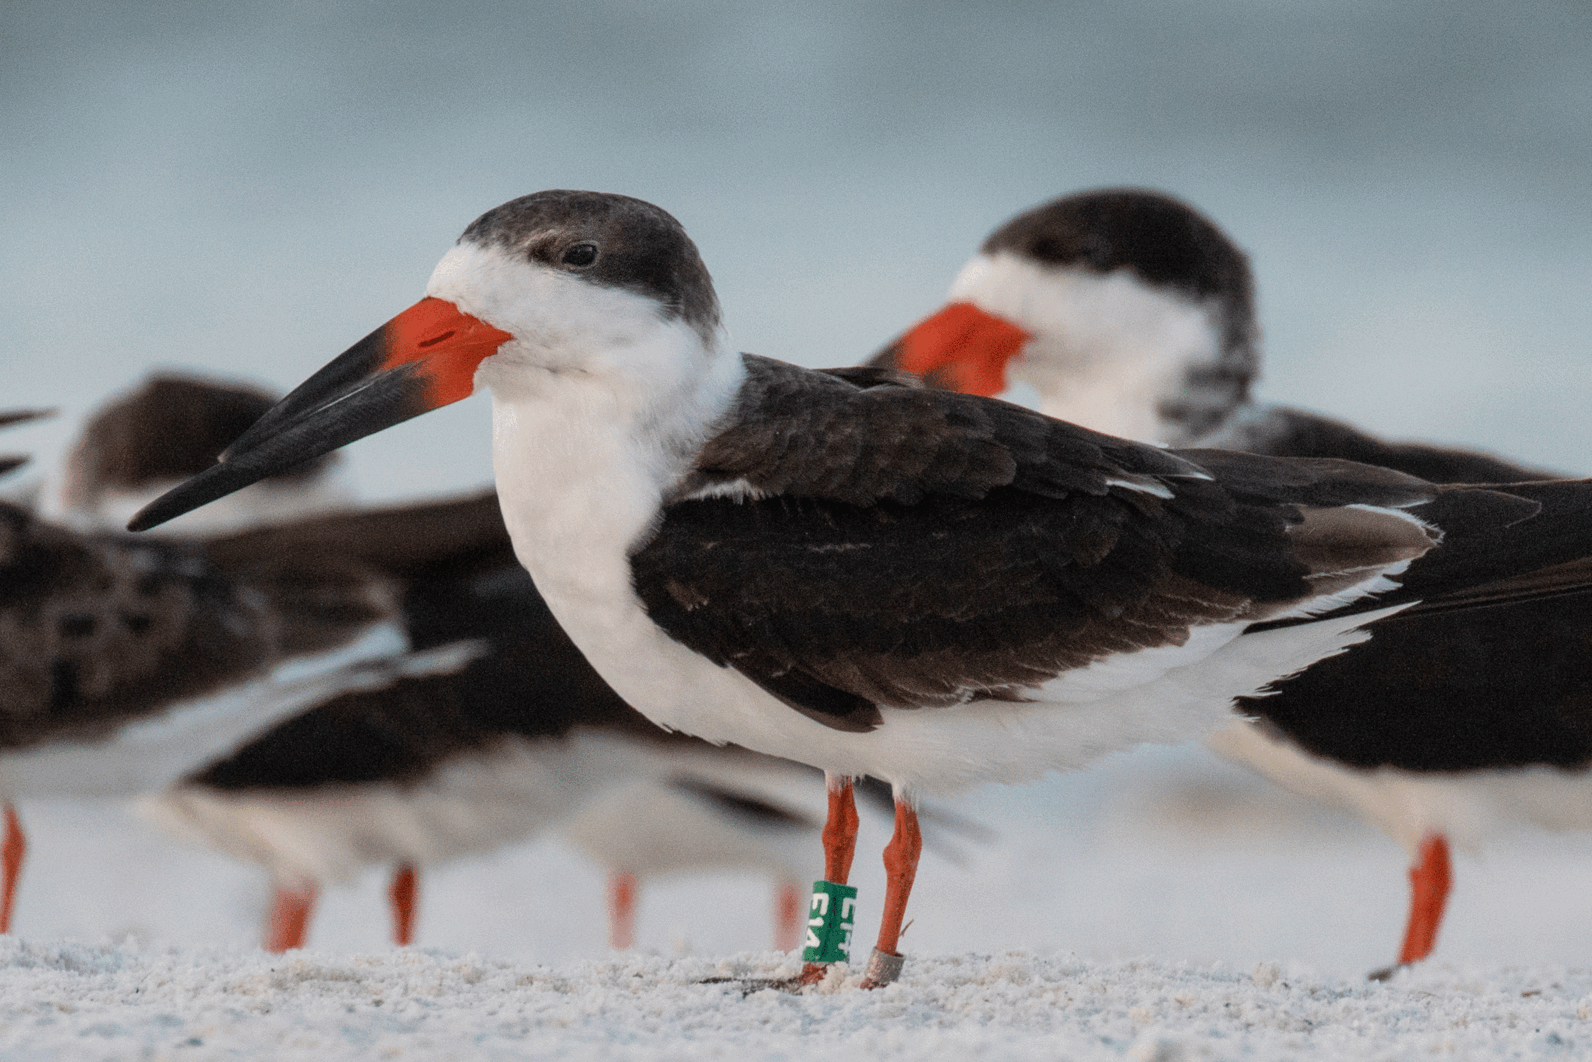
[774,879,803,952]
[1396,833,1452,966]
[821,775,860,883]
[861,798,922,988]
[794,774,860,984]
[263,882,318,952]
[389,863,420,946]
[0,805,24,934]
[608,871,638,950]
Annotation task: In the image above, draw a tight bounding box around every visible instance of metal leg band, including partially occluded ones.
[863,948,905,985]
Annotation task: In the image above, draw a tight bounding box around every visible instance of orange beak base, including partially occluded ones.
[128,297,511,531]
[871,302,1031,398]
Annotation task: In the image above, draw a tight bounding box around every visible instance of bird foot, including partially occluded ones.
[698,962,841,995]
[859,948,904,989]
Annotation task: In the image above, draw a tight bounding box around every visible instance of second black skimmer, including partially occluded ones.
[129,189,1592,987]
[0,451,415,937]
[870,187,1587,975]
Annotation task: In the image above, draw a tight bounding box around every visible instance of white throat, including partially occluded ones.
[426,241,749,727]
[950,251,1226,446]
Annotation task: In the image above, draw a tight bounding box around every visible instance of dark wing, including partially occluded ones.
[1208,405,1562,484]
[632,356,1439,732]
[0,410,54,431]
[204,491,510,658]
[1236,477,1592,625]
[0,492,474,749]
[192,561,665,791]
[1242,584,1592,771]
[0,500,279,749]
[206,491,511,582]
[1237,477,1592,771]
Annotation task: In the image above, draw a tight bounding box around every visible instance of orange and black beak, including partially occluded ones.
[867,302,1031,398]
[128,297,510,531]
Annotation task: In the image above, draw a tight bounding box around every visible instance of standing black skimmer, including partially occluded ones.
[0,451,419,938]
[37,373,498,948]
[870,186,1585,975]
[128,189,1592,987]
[57,376,844,953]
[146,540,684,952]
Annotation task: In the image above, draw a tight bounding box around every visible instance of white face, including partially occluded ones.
[426,241,723,395]
[429,239,746,504]
[948,251,1225,445]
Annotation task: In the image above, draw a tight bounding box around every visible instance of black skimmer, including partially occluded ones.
[147,544,682,951]
[77,376,870,953]
[39,373,503,948]
[0,451,425,938]
[870,186,1585,975]
[128,189,1592,987]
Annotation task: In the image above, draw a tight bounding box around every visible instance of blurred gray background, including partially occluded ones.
[5,0,1590,502]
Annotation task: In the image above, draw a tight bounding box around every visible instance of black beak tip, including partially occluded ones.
[126,460,265,532]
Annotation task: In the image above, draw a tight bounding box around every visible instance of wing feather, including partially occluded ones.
[633,357,1443,730]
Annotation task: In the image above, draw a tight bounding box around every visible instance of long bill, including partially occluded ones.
[127,297,510,532]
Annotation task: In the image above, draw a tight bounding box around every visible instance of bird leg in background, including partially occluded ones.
[774,880,803,952]
[608,871,638,950]
[1397,833,1452,966]
[794,775,860,984]
[0,805,25,933]
[263,882,318,952]
[389,863,420,946]
[862,799,922,988]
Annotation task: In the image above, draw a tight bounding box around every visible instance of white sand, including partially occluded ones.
[5,744,1592,1058]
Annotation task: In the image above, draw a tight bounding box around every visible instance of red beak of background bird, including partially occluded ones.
[874,302,1031,398]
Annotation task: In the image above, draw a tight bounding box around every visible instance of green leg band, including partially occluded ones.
[801,880,857,964]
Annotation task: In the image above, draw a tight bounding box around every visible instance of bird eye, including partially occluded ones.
[561,243,598,268]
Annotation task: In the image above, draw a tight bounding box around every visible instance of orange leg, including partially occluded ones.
[389,863,420,946]
[1396,833,1452,966]
[821,775,860,883]
[861,798,922,987]
[263,882,318,953]
[0,805,25,934]
[774,880,803,952]
[796,774,860,984]
[609,871,638,950]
